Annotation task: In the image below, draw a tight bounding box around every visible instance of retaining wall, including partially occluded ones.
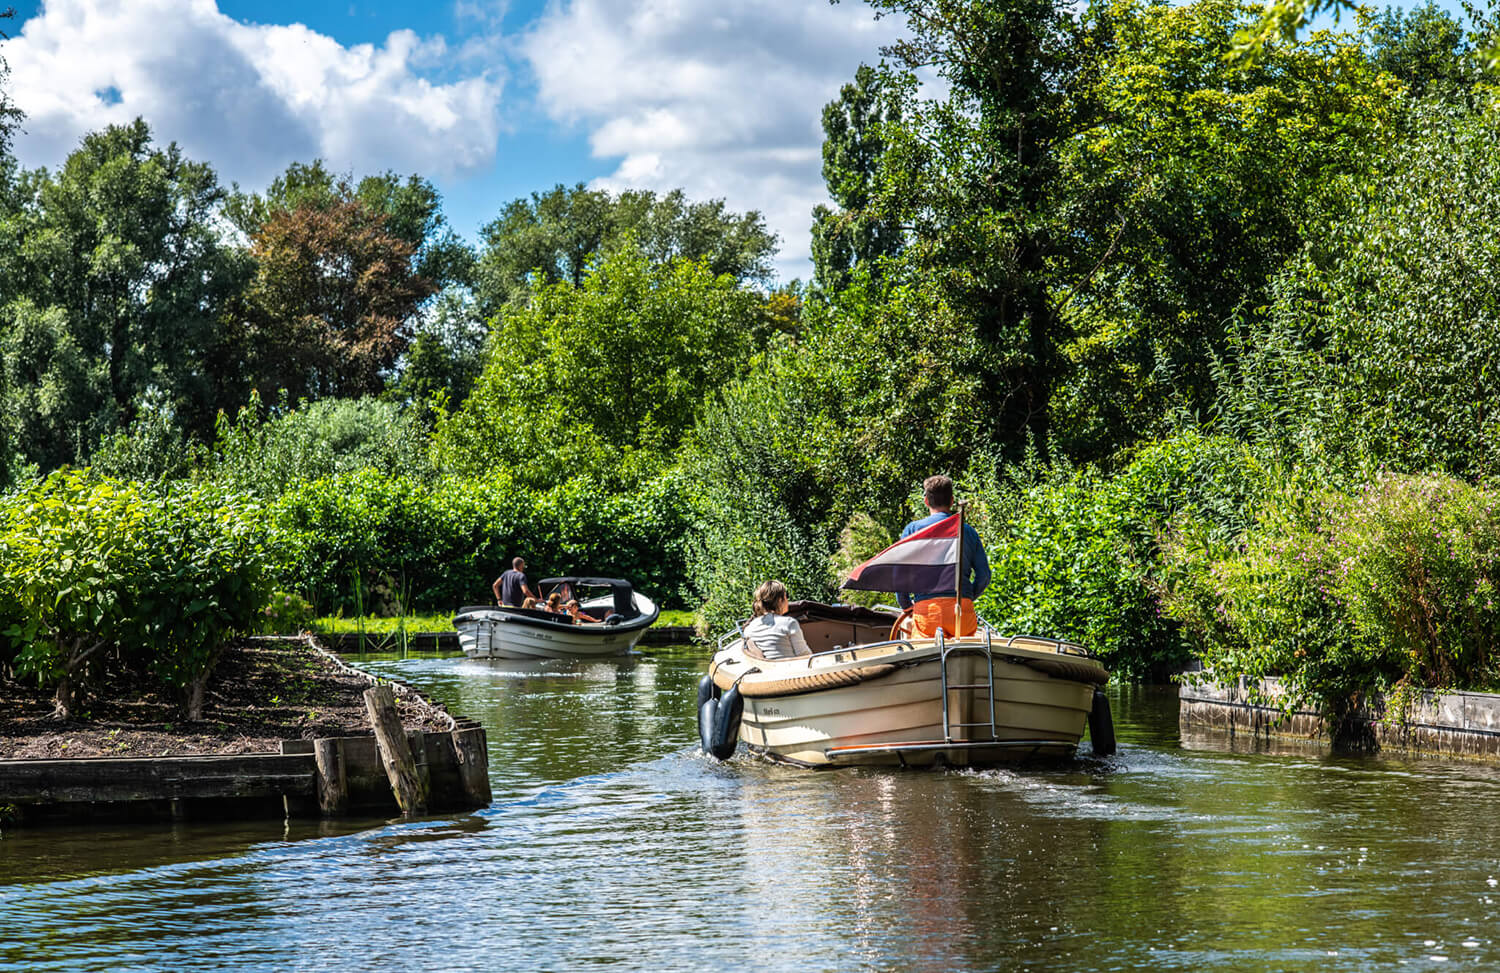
[1179,675,1500,760]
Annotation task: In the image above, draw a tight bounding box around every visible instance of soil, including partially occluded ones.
[0,637,452,760]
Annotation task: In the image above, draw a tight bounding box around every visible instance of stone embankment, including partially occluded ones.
[1180,675,1500,760]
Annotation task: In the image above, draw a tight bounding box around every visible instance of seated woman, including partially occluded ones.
[521,596,539,610]
[545,592,567,615]
[566,599,599,624]
[742,580,812,660]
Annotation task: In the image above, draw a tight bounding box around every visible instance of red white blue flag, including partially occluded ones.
[842,514,959,594]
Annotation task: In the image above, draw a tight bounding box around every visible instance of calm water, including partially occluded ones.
[5,651,1500,971]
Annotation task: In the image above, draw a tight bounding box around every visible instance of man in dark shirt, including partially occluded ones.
[492,557,536,607]
[897,475,991,630]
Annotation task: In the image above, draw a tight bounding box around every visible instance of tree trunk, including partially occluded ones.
[53,672,73,721]
[186,675,208,722]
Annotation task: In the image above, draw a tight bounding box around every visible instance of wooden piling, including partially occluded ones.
[313,737,348,817]
[362,685,427,815]
[451,726,492,808]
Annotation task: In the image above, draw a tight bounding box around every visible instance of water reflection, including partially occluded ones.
[7,661,1500,970]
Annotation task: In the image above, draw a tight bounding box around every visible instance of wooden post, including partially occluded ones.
[451,726,492,808]
[362,685,427,815]
[313,737,347,817]
[406,728,432,799]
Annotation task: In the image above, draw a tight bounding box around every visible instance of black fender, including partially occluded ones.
[697,675,720,753]
[707,686,744,760]
[1088,689,1116,757]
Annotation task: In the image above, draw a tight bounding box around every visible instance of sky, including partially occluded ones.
[0,0,907,282]
[0,0,1467,283]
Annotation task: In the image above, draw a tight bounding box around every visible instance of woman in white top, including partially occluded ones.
[742,580,812,660]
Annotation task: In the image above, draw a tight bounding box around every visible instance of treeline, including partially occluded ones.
[5,0,1500,725]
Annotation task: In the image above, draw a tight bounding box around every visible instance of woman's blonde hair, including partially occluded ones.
[546,592,562,609]
[752,580,789,616]
[521,596,537,610]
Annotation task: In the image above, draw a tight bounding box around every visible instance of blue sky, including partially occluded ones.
[0,0,1467,281]
[0,0,904,280]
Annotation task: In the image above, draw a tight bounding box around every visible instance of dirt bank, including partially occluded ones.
[0,636,451,760]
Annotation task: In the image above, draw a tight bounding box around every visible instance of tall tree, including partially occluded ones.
[473,184,778,314]
[437,241,762,488]
[226,160,474,289]
[0,120,250,468]
[811,64,905,295]
[246,196,434,401]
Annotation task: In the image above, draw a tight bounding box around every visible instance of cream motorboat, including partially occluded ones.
[697,602,1113,767]
[454,576,659,660]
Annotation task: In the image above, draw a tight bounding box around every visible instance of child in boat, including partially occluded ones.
[521,596,538,610]
[566,599,599,624]
[743,580,812,659]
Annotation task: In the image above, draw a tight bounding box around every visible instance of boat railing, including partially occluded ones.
[803,638,916,668]
[715,620,749,653]
[973,611,1093,658]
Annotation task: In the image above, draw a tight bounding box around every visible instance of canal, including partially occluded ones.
[4,649,1500,971]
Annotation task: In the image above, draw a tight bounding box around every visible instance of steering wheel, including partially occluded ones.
[888,606,914,641]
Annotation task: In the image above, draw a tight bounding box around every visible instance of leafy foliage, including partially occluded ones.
[0,471,269,718]
[473,184,777,314]
[266,468,695,616]
[972,433,1263,677]
[1164,474,1500,720]
[205,393,435,497]
[1228,102,1500,480]
[0,120,252,467]
[437,241,763,489]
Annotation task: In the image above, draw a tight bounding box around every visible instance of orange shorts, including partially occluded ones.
[911,597,977,638]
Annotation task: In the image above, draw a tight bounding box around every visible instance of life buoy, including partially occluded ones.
[1088,689,1116,756]
[707,686,744,760]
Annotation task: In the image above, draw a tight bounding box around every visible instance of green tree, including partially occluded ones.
[0,120,250,466]
[437,241,762,488]
[811,64,905,295]
[473,184,778,313]
[1048,0,1399,459]
[1227,102,1500,480]
[1370,2,1473,98]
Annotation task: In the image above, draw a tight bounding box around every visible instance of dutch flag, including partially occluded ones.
[842,514,960,595]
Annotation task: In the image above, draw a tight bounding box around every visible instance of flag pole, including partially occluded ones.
[955,501,965,639]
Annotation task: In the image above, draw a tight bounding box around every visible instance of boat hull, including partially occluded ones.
[714,637,1104,767]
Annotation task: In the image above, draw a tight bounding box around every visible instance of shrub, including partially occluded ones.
[265,468,695,616]
[0,471,270,718]
[206,393,435,497]
[972,432,1263,678]
[1164,473,1500,722]
[260,591,316,634]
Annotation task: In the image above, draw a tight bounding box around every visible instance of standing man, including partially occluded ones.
[492,557,536,607]
[897,475,991,635]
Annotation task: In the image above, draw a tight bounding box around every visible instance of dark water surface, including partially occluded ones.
[5,652,1500,971]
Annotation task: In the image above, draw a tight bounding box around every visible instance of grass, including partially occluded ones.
[313,608,701,634]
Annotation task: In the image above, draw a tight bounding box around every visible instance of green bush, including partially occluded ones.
[1164,473,1500,721]
[206,393,435,497]
[0,471,269,718]
[972,432,1263,678]
[260,591,316,634]
[265,468,694,616]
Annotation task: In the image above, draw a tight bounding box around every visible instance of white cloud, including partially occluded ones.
[522,0,906,282]
[3,0,506,190]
